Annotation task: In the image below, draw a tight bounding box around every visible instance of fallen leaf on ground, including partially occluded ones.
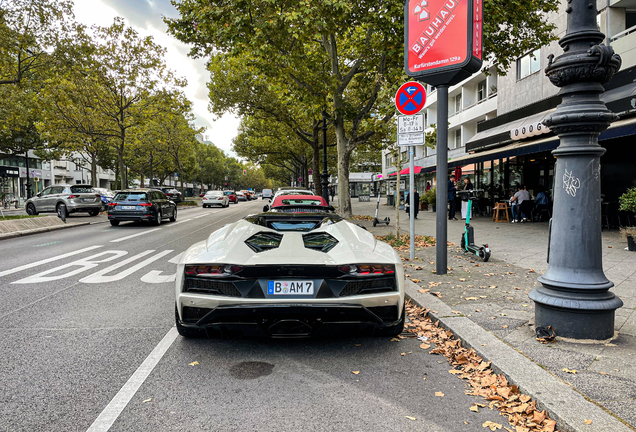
[470,405,479,412]
[465,297,479,300]
[435,392,445,397]
[600,371,609,375]
[452,310,462,314]
[189,361,199,366]
[400,352,406,356]
[418,289,430,294]
[431,292,443,298]
[501,325,508,328]
[142,398,152,403]
[482,421,502,430]
[584,419,593,424]
[412,279,420,283]
[406,416,417,420]
[420,343,431,349]
[562,368,577,374]
[352,371,360,375]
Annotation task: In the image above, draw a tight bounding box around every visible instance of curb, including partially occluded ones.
[0,222,92,241]
[404,279,633,432]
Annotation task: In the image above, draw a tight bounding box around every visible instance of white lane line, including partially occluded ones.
[0,246,103,277]
[110,228,161,243]
[85,327,179,432]
[171,218,193,225]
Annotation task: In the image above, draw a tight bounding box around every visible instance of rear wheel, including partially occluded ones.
[169,208,177,222]
[377,304,406,337]
[26,203,38,215]
[153,211,162,226]
[480,248,491,262]
[56,203,67,219]
[175,306,207,338]
[110,220,120,226]
[88,210,99,216]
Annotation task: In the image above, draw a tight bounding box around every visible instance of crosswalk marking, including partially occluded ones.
[110,228,161,243]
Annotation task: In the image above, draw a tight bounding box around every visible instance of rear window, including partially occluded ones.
[207,191,223,196]
[223,191,234,195]
[114,192,148,202]
[70,186,95,193]
[279,199,323,206]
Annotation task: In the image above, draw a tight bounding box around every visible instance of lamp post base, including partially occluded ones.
[530,285,623,340]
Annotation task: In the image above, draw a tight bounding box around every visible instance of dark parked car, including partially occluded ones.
[150,187,183,203]
[108,189,177,227]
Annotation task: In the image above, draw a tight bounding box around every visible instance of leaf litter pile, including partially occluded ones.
[375,233,437,249]
[405,301,559,432]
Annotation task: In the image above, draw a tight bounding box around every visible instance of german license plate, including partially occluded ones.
[268,280,314,295]
[121,206,135,210]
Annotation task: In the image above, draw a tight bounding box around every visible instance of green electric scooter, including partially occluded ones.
[460,190,490,262]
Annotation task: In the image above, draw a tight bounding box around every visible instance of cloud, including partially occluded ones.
[73,0,240,156]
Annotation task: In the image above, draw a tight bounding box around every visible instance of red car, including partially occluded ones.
[223,190,237,203]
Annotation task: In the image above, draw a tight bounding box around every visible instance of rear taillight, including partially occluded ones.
[338,264,396,276]
[139,203,152,207]
[217,197,223,200]
[185,264,244,276]
[95,194,101,197]
[68,194,80,199]
[108,202,118,207]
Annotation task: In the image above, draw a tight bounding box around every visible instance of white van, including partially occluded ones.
[262,189,273,199]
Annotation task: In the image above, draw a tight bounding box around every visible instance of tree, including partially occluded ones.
[167,0,558,216]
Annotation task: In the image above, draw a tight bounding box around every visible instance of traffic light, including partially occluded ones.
[243,169,246,175]
[224,182,228,187]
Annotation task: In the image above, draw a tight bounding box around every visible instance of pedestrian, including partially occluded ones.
[534,186,550,221]
[448,175,457,220]
[510,185,532,222]
[413,188,420,219]
[329,185,334,202]
[460,177,473,219]
[425,181,431,192]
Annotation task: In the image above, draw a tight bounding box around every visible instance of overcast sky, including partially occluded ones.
[73,0,241,156]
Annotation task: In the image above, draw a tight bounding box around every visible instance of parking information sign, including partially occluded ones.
[398,114,425,146]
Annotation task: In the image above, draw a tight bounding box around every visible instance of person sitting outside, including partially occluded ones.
[534,186,551,221]
[510,185,532,222]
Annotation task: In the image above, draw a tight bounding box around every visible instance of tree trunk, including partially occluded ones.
[180,170,185,197]
[149,154,154,187]
[90,156,98,187]
[140,173,145,188]
[312,136,321,196]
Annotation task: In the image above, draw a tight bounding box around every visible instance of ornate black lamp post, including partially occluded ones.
[529,0,623,340]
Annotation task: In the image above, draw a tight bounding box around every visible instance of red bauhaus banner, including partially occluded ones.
[405,0,482,86]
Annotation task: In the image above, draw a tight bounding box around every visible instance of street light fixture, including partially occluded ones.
[529,0,623,340]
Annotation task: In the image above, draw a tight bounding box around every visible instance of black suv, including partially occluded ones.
[108,189,177,227]
[150,187,183,203]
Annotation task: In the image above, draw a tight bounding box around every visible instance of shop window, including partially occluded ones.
[517,49,540,80]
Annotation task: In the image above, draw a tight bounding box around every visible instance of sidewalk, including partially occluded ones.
[350,198,636,429]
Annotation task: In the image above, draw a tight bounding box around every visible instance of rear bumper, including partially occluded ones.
[67,203,102,213]
[176,302,403,338]
[108,212,154,221]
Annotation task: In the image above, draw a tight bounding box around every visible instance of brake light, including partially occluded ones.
[138,203,152,207]
[185,264,244,276]
[95,194,101,197]
[68,194,80,199]
[108,202,118,207]
[338,264,396,276]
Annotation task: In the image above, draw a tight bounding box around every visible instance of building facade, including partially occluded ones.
[382,0,636,225]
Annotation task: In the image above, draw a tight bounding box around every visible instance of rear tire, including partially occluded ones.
[480,249,491,262]
[56,203,67,219]
[169,208,177,222]
[175,306,207,338]
[110,220,120,226]
[26,203,38,215]
[153,211,162,226]
[88,210,99,216]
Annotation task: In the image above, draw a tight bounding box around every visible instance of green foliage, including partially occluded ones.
[425,187,437,205]
[619,187,636,213]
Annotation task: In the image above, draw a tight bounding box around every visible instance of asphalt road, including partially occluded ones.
[0,199,504,432]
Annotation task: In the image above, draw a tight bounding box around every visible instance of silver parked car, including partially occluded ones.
[25,184,103,217]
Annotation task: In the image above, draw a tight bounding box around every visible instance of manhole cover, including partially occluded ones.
[229,361,274,380]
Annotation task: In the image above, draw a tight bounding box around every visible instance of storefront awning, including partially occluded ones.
[417,115,636,173]
[388,166,422,176]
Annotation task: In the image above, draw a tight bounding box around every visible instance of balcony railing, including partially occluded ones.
[610,24,636,42]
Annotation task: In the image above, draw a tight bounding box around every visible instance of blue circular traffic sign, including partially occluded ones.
[395,81,426,115]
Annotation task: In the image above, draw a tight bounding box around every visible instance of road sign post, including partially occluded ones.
[404,0,482,275]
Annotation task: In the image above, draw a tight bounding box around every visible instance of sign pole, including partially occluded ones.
[435,85,449,276]
[409,146,415,260]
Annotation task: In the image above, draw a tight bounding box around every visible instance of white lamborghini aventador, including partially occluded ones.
[175,195,405,338]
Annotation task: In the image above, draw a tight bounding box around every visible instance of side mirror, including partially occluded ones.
[268,198,272,202]
[263,205,269,212]
[36,193,42,198]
